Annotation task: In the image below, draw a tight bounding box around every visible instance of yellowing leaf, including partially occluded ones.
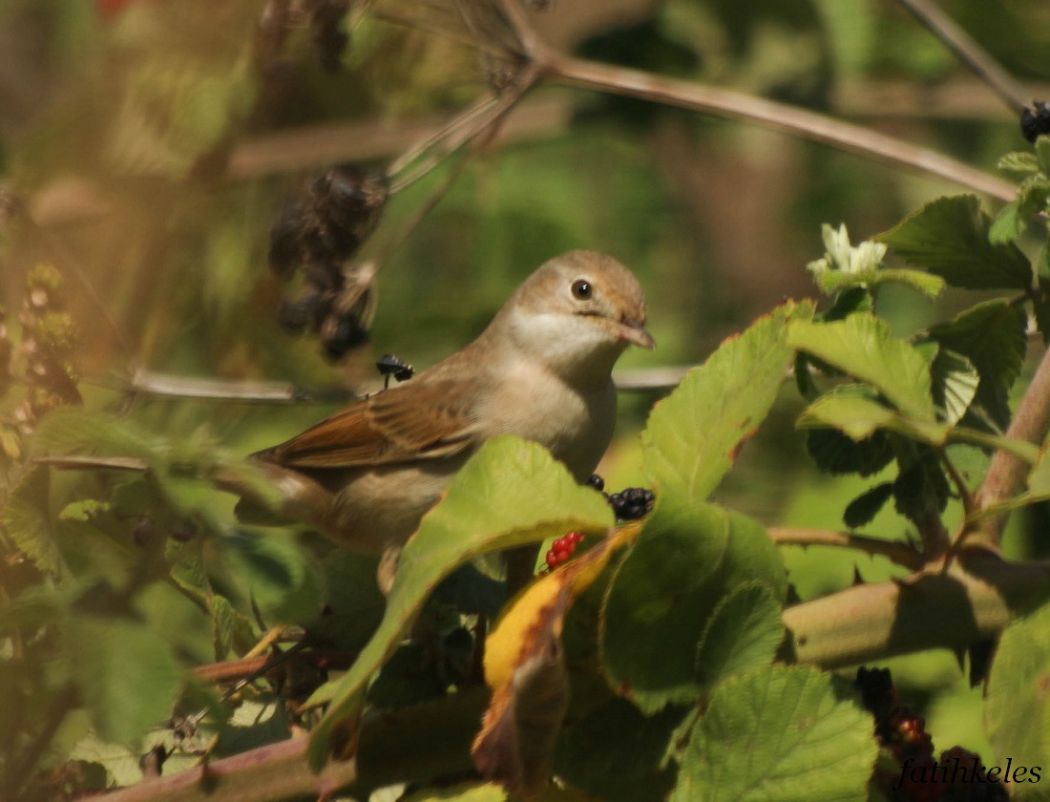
[473,522,642,796]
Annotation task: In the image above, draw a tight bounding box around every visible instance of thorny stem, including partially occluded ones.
[90,688,489,802]
[767,527,923,571]
[940,448,975,524]
[893,0,1031,113]
[971,344,1050,547]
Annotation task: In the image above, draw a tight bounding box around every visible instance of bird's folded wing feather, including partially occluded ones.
[257,379,480,468]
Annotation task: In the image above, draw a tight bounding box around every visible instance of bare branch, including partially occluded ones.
[91,689,488,802]
[894,0,1030,113]
[543,54,1017,202]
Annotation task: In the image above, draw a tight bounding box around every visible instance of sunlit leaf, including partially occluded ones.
[669,666,877,802]
[985,601,1050,799]
[643,301,813,502]
[877,195,1031,290]
[788,313,935,420]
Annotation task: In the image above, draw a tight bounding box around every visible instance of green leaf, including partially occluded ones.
[32,408,161,462]
[220,531,322,625]
[601,497,785,713]
[877,195,1032,290]
[787,314,935,420]
[305,437,613,769]
[926,300,1028,429]
[2,468,64,574]
[695,583,784,689]
[989,201,1024,244]
[985,601,1050,798]
[998,151,1041,174]
[1018,174,1050,219]
[843,482,895,529]
[798,390,1038,463]
[400,784,508,802]
[930,349,979,425]
[669,666,877,802]
[68,616,183,747]
[643,301,813,501]
[805,428,894,477]
[554,699,680,802]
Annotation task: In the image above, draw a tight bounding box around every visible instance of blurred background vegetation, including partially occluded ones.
[1,0,1048,783]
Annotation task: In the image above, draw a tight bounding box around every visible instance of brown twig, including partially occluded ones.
[972,345,1050,546]
[541,54,1016,202]
[90,688,489,802]
[767,527,923,570]
[893,0,1030,113]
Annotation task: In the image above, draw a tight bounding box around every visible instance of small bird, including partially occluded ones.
[249,250,653,553]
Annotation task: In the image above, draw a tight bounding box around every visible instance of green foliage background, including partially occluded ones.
[1,0,1049,799]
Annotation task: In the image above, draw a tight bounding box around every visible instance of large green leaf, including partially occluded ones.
[220,531,323,625]
[642,301,812,501]
[669,666,877,802]
[797,391,1039,463]
[1,468,64,575]
[926,300,1028,429]
[694,582,784,690]
[600,496,785,713]
[877,195,1031,290]
[305,437,613,769]
[788,314,935,420]
[554,699,679,802]
[68,616,183,747]
[985,601,1050,799]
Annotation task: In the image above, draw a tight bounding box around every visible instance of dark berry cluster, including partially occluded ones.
[269,164,388,359]
[544,531,585,571]
[585,474,656,521]
[1021,101,1050,144]
[607,487,656,521]
[855,668,1008,801]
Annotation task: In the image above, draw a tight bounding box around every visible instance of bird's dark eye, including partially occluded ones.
[571,279,592,300]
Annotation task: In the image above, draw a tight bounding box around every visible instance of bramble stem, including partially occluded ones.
[972,344,1050,546]
[767,527,923,570]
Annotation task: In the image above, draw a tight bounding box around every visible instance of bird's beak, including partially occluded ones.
[618,319,656,349]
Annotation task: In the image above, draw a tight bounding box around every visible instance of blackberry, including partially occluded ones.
[1021,101,1050,144]
[606,487,655,520]
[586,473,605,492]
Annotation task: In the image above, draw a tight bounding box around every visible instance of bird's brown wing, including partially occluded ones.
[257,379,480,469]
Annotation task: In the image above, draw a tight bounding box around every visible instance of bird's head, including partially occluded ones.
[496,250,653,382]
